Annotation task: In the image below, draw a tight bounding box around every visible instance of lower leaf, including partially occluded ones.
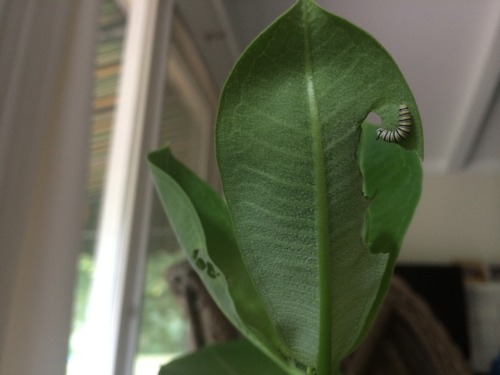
[159,340,290,375]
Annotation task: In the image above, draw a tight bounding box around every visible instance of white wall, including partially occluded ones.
[400,173,500,264]
[222,0,500,174]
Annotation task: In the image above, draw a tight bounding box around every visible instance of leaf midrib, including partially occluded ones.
[301,2,332,374]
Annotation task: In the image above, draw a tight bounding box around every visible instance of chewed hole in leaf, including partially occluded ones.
[365,111,381,126]
[368,232,398,255]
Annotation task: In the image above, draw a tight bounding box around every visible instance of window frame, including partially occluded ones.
[78,0,234,374]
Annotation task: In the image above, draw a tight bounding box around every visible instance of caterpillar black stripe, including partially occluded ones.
[376,104,412,143]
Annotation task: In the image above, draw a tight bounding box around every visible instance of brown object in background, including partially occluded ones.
[167,262,470,374]
[342,277,471,375]
[166,261,240,349]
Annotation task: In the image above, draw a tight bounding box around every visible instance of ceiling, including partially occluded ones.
[210,0,500,174]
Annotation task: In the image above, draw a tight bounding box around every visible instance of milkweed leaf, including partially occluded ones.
[148,148,299,373]
[159,340,290,375]
[215,0,423,372]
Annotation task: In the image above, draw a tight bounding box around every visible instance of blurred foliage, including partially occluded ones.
[71,250,189,355]
[137,251,188,354]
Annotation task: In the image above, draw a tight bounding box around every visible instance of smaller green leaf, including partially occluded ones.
[350,122,423,349]
[148,148,297,374]
[159,340,290,375]
[360,122,423,253]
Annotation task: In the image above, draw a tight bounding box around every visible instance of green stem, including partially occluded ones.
[302,2,331,375]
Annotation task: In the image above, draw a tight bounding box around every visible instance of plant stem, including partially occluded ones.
[302,2,332,375]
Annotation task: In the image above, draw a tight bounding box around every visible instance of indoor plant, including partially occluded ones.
[148,0,423,374]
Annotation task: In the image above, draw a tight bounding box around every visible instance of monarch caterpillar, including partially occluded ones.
[376,104,412,143]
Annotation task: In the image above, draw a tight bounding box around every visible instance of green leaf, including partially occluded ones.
[359,123,423,254]
[215,0,423,373]
[148,148,299,374]
[352,122,422,349]
[159,340,289,375]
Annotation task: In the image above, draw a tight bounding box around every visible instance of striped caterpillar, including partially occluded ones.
[376,104,412,143]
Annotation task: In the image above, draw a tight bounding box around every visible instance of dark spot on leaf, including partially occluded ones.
[206,262,218,279]
[192,249,199,260]
[195,258,206,271]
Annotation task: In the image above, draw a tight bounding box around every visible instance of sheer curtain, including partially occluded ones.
[0,1,101,374]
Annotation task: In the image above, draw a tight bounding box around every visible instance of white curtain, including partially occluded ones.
[0,1,101,374]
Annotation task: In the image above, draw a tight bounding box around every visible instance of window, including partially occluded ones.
[133,15,218,373]
[68,1,126,373]
[68,1,222,375]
